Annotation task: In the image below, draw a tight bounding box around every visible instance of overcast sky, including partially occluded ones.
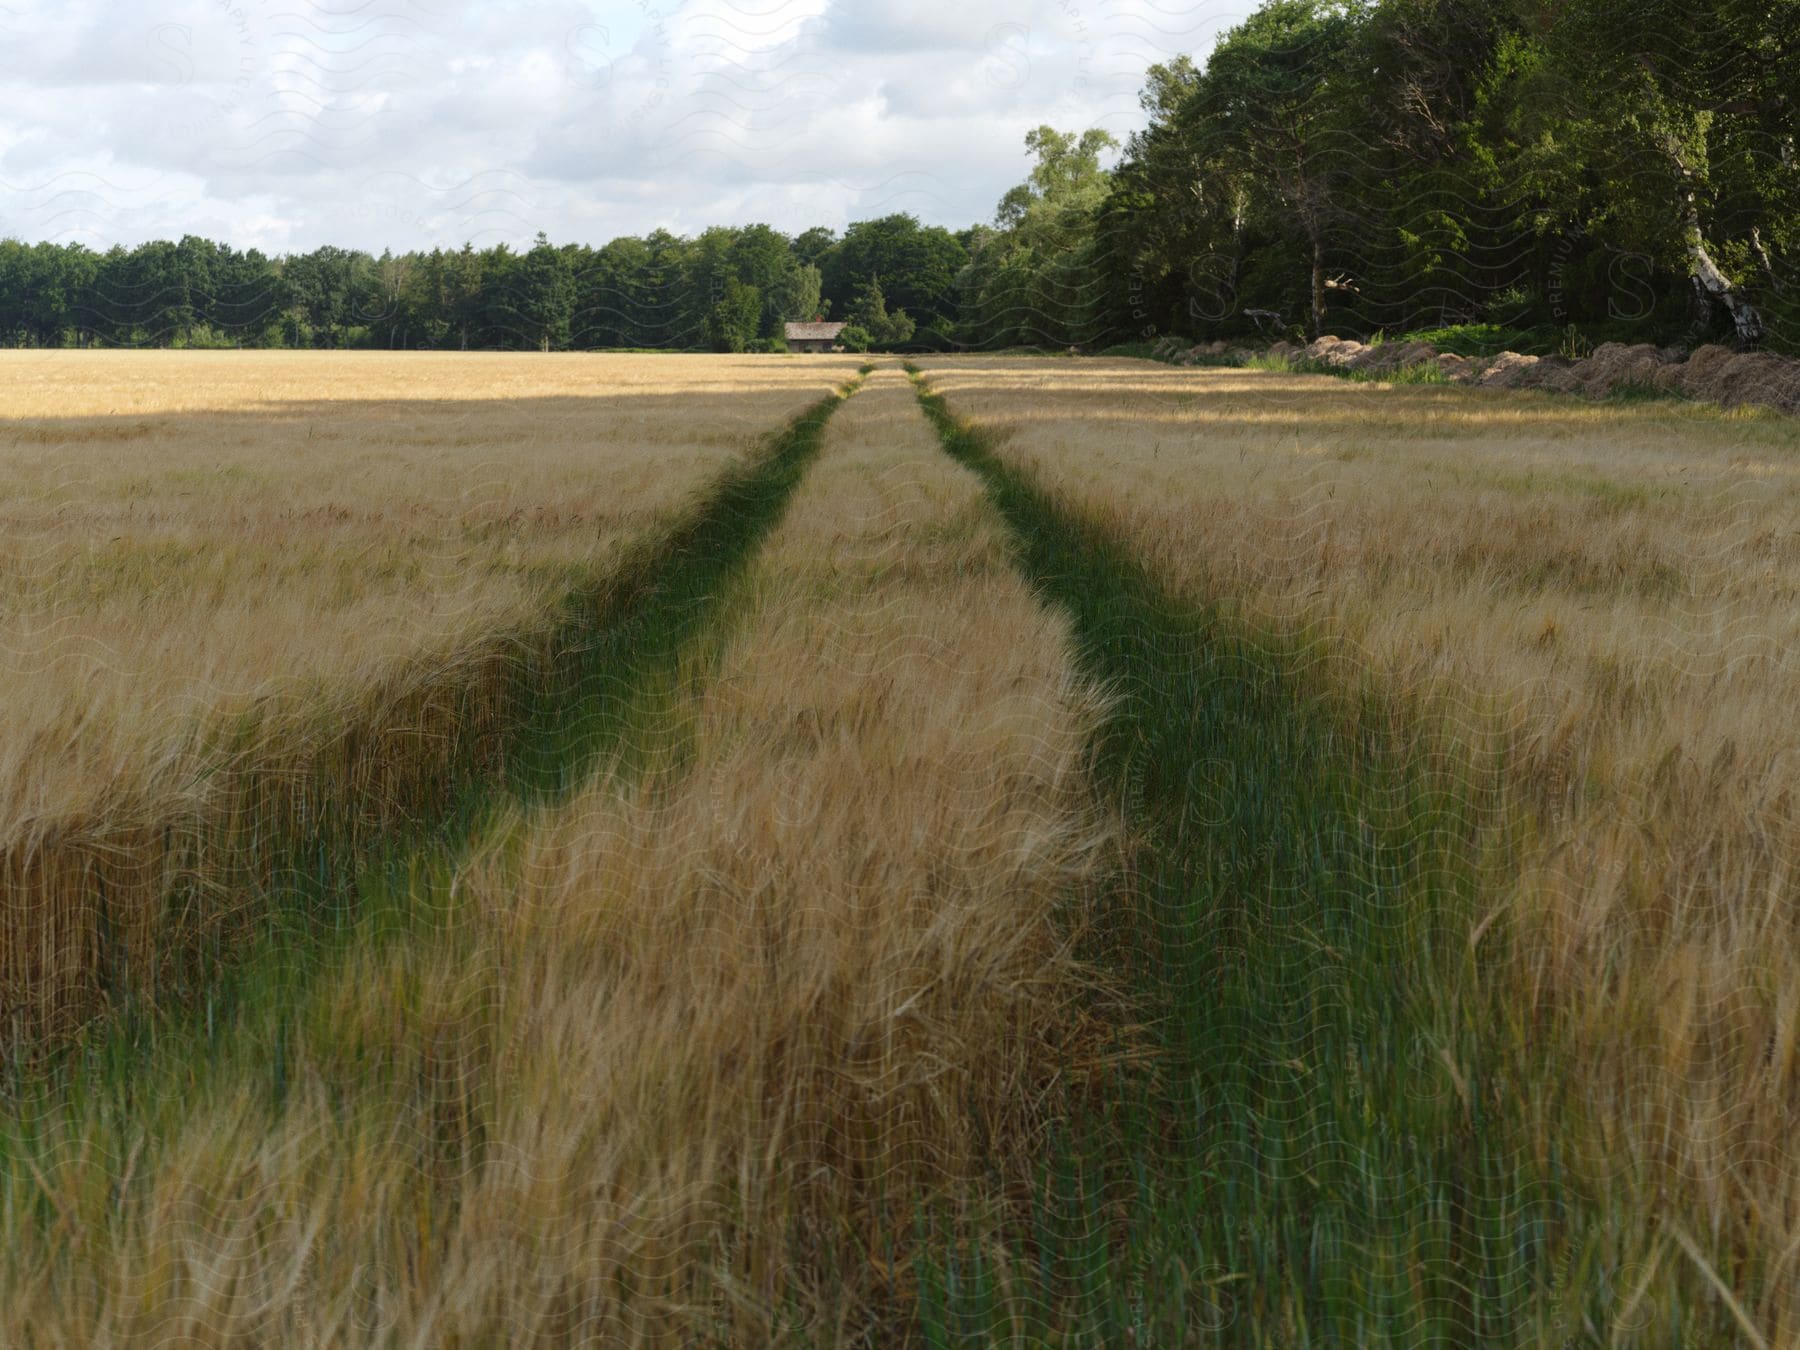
[0,0,1251,255]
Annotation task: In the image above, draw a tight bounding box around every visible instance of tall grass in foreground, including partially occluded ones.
[0,353,857,1046]
[0,371,1120,1344]
[907,367,1758,1343]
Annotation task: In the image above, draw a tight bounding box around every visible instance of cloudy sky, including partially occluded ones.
[0,0,1251,254]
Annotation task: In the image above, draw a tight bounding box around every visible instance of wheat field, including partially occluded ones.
[3,350,1797,1341]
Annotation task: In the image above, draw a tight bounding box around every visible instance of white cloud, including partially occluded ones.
[0,0,1254,253]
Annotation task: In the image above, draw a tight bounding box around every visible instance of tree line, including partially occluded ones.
[3,0,1794,355]
[0,219,962,353]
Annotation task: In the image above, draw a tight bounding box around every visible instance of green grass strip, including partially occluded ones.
[499,372,861,803]
[900,367,1735,1345]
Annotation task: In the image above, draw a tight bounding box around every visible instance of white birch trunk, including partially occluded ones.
[1683,195,1764,344]
[1667,132,1764,345]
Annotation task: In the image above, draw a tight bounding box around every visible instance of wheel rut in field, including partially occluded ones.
[902,364,1586,1343]
[486,363,1121,1338]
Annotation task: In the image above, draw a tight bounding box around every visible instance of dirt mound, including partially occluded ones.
[1469,340,1800,412]
[1301,335,1438,373]
[1300,335,1462,378]
[1359,340,1441,375]
[1668,345,1800,413]
[1305,336,1369,369]
[1462,352,1579,394]
[1166,332,1800,414]
[1153,337,1237,366]
[1575,343,1680,397]
[1531,356,1586,395]
[1475,351,1542,389]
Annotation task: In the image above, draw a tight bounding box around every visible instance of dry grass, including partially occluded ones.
[917,354,1800,1331]
[0,369,1118,1344]
[0,352,859,1041]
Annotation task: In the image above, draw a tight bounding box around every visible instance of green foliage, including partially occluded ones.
[706,277,762,353]
[1096,341,1166,359]
[1397,323,1550,357]
[768,263,822,332]
[790,226,836,267]
[959,124,1123,350]
[169,323,243,350]
[818,214,966,336]
[835,324,873,353]
[1080,0,1797,351]
[996,126,1118,238]
[1368,360,1449,384]
[515,232,574,351]
[1557,323,1594,362]
[1239,350,1295,372]
[845,277,916,349]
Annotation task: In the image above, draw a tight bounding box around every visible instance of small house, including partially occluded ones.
[784,321,846,354]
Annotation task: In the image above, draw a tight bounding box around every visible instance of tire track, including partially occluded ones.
[903,363,1627,1344]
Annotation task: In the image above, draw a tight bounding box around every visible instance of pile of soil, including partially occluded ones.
[1149,333,1800,416]
[1153,336,1233,365]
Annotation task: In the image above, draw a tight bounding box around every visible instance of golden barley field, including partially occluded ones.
[0,366,1117,1343]
[3,350,1799,1342]
[0,352,857,1040]
[919,354,1800,1335]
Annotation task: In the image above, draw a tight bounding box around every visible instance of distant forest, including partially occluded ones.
[2,0,1794,354]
